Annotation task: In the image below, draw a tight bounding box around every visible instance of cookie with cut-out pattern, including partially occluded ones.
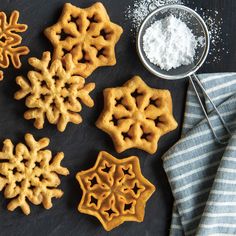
[0,10,29,80]
[96,76,178,154]
[44,2,123,78]
[76,151,155,231]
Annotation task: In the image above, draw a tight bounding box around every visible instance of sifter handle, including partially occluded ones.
[189,73,232,145]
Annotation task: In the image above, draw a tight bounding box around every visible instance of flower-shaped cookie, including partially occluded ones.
[0,10,29,80]
[76,151,155,231]
[96,76,178,154]
[44,2,123,78]
[15,51,95,132]
[0,133,69,215]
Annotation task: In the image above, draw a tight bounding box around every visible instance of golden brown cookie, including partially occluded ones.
[76,151,155,231]
[0,133,69,215]
[96,76,178,154]
[0,10,30,80]
[44,2,123,78]
[14,51,95,132]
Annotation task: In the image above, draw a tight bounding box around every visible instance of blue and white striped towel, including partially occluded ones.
[162,73,236,236]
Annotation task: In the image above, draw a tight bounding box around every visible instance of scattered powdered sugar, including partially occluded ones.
[143,15,198,70]
[197,36,206,48]
[125,1,228,64]
[194,7,227,63]
[125,0,183,34]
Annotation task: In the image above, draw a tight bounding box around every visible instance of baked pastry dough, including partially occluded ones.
[76,151,155,231]
[96,76,178,154]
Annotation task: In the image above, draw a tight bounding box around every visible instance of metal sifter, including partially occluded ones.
[136,4,232,144]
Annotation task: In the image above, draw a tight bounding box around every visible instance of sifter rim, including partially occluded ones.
[136,4,210,80]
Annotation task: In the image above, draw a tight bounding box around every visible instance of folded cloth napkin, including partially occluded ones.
[162,73,236,236]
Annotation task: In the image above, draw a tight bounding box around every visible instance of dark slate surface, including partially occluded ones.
[0,0,235,235]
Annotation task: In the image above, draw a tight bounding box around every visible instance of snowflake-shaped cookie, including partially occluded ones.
[0,10,30,80]
[44,2,123,78]
[15,51,95,132]
[76,151,155,231]
[0,133,69,215]
[96,76,178,154]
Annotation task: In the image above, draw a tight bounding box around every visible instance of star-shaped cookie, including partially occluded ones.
[96,76,178,154]
[76,151,155,231]
[44,2,123,78]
